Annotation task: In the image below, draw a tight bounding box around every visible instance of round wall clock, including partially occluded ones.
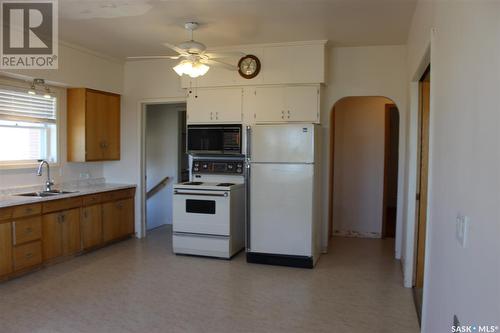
[238,55,261,79]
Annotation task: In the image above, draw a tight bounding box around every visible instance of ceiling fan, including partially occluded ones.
[127,22,243,78]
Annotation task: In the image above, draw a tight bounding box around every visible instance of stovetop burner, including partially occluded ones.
[217,183,235,187]
[183,181,203,185]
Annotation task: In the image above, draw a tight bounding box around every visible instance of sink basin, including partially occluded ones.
[16,190,78,198]
[17,192,58,197]
[45,190,78,195]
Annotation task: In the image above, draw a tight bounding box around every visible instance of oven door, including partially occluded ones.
[173,188,230,236]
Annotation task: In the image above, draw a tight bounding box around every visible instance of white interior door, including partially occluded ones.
[249,163,313,256]
[250,124,315,163]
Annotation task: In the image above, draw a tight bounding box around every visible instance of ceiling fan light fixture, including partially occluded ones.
[173,60,209,78]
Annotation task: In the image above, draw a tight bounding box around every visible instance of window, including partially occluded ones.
[0,87,57,166]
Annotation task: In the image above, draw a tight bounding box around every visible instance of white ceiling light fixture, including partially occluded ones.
[173,59,210,78]
[128,22,243,78]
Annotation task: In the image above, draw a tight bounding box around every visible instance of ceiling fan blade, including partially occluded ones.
[163,42,188,55]
[127,55,181,60]
[202,59,237,71]
[204,51,245,59]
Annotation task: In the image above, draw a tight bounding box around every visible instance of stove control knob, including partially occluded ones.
[202,163,209,169]
[237,163,243,168]
[227,164,234,170]
[236,168,242,173]
[193,167,199,172]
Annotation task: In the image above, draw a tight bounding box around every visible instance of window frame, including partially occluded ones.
[0,82,61,169]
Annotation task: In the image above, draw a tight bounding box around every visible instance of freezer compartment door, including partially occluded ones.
[250,124,315,163]
[249,163,313,256]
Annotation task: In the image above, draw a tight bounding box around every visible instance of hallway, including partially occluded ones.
[0,227,419,333]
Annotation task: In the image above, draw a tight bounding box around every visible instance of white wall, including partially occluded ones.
[107,45,409,252]
[103,60,185,237]
[3,42,124,93]
[406,1,500,331]
[321,45,408,256]
[332,97,391,237]
[0,42,124,191]
[146,104,183,229]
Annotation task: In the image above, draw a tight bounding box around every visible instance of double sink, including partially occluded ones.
[16,190,78,198]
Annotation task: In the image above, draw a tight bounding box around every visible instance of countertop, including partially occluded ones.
[0,183,136,208]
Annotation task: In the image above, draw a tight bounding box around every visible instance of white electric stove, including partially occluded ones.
[172,157,245,259]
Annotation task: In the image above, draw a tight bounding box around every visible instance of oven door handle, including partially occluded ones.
[174,190,228,197]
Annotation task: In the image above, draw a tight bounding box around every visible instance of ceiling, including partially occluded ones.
[59,0,418,59]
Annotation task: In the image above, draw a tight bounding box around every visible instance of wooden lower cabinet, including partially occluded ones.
[14,241,42,271]
[81,204,103,249]
[0,222,12,276]
[42,208,81,261]
[102,198,134,243]
[1,187,135,281]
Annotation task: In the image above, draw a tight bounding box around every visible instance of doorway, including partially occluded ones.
[413,66,430,320]
[144,103,187,231]
[382,104,400,238]
[328,97,400,240]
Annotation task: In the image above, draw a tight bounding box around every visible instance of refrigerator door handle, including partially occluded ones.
[246,126,252,160]
[245,125,251,251]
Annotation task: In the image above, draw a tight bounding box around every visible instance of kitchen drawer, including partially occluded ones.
[12,204,41,218]
[101,188,135,202]
[82,193,102,206]
[13,216,42,245]
[43,197,82,214]
[14,241,42,271]
[0,207,13,221]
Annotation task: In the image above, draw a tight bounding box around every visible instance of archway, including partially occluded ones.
[327,96,400,241]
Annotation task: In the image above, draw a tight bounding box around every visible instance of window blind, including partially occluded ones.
[0,88,56,123]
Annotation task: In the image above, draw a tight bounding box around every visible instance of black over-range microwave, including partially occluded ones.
[187,124,242,155]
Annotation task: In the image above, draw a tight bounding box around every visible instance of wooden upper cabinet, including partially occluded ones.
[67,88,121,162]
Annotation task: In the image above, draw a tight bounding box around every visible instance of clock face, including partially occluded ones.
[238,55,261,79]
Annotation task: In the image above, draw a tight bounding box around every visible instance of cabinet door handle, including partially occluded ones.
[216,112,219,120]
[25,253,33,259]
[12,222,16,246]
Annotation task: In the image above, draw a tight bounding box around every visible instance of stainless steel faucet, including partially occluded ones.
[37,159,54,192]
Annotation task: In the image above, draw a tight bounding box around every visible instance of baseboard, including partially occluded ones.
[333,230,381,239]
[246,252,313,269]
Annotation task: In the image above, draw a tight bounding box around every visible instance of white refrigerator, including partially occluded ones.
[246,123,322,268]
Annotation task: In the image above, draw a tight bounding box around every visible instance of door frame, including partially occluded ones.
[139,97,187,238]
[414,66,431,289]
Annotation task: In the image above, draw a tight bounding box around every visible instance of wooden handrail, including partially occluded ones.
[146,176,170,200]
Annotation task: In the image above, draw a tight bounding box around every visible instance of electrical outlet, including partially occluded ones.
[456,214,469,248]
